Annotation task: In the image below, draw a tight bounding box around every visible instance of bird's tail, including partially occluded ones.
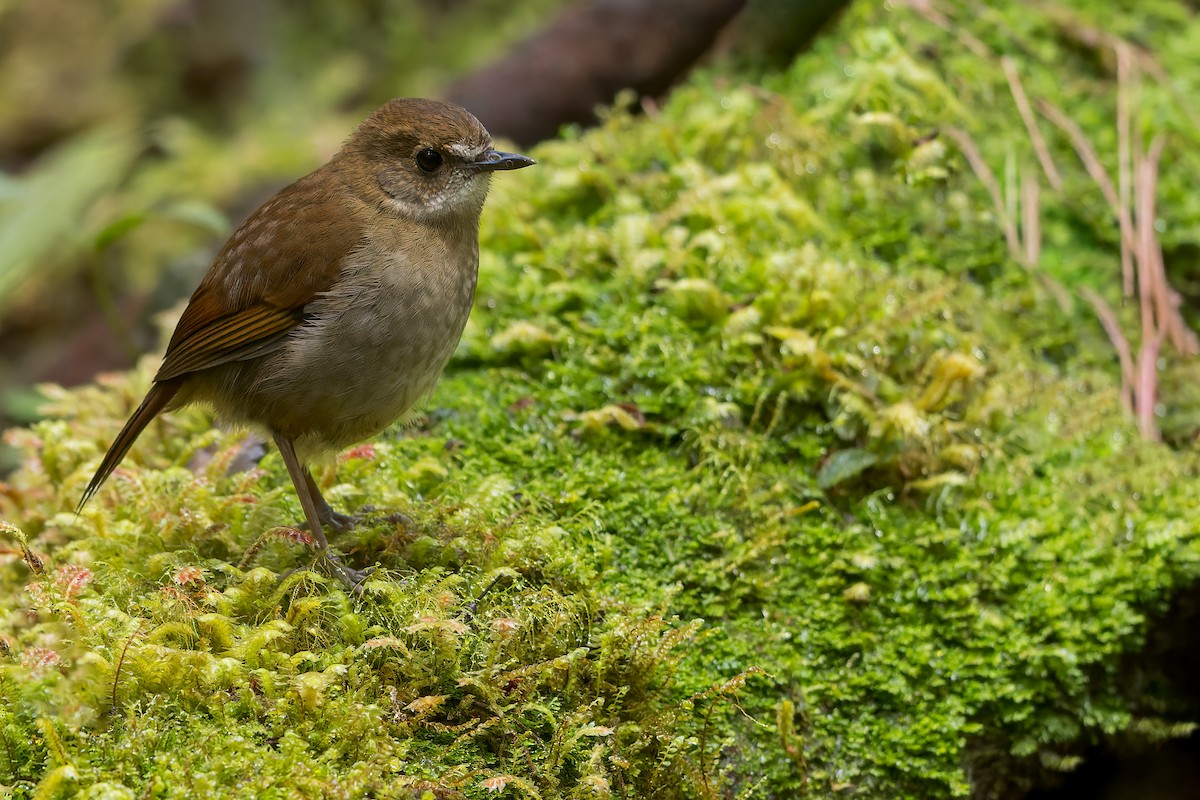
[78,380,181,512]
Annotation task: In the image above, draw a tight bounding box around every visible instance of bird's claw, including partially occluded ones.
[301,505,413,535]
[321,550,377,594]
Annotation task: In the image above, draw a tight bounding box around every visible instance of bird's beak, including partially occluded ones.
[469,149,536,172]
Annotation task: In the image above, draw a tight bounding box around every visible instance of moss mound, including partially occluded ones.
[4,1,1200,797]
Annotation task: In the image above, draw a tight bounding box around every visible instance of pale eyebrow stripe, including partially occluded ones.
[446,142,479,159]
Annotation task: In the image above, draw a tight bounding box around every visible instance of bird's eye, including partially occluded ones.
[415,148,444,173]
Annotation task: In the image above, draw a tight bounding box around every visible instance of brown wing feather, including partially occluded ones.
[81,163,367,509]
[154,164,367,382]
[154,302,303,381]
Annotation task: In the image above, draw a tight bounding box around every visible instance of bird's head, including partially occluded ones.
[339,97,535,224]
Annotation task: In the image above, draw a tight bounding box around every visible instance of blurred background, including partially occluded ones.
[0,0,844,471]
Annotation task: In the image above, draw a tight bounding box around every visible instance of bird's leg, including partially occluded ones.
[303,468,358,533]
[303,467,413,531]
[275,435,329,549]
[273,433,374,590]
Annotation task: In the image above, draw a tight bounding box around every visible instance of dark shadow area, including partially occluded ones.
[1023,584,1200,800]
[1024,734,1200,800]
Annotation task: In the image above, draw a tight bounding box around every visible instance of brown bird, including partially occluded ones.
[79,98,535,586]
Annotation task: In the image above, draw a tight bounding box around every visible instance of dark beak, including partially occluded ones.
[469,149,536,172]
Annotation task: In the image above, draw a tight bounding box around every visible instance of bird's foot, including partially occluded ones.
[297,505,357,535]
[321,507,359,534]
[356,505,415,529]
[307,505,413,534]
[271,541,376,593]
[316,549,376,594]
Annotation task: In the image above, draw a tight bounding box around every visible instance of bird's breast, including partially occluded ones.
[245,232,480,451]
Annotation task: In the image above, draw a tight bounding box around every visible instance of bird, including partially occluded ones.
[78,98,535,587]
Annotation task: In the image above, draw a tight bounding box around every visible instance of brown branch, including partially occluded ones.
[1081,287,1135,413]
[111,622,142,711]
[901,0,991,58]
[1002,57,1063,191]
[1135,333,1162,441]
[905,0,1200,441]
[1134,135,1200,356]
[1116,42,1135,297]
[945,128,1022,262]
[1167,286,1200,355]
[1044,9,1200,131]
[1035,100,1122,215]
[1036,100,1144,273]
[1021,164,1041,266]
[444,0,748,147]
[1133,133,1157,345]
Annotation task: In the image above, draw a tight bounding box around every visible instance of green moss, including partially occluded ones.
[4,0,1200,797]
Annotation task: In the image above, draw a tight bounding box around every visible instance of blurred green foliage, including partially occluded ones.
[3,0,1200,797]
[0,0,567,306]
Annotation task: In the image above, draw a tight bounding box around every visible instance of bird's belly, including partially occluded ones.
[201,258,476,456]
[287,291,470,438]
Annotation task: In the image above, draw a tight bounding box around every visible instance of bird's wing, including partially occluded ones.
[155,169,365,383]
[153,301,305,381]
